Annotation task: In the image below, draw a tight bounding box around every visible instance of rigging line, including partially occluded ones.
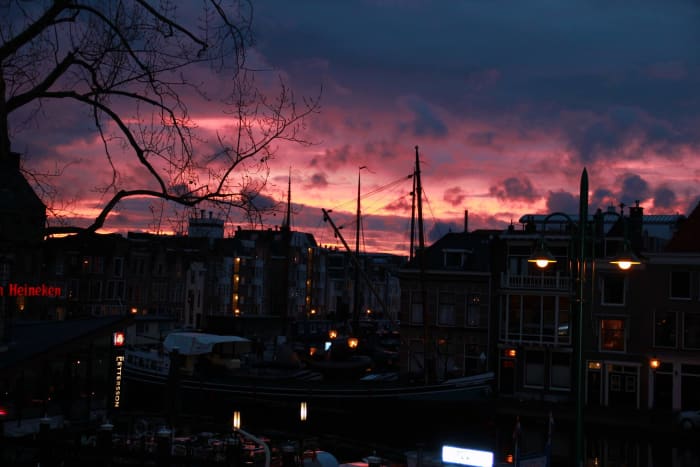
[421,185,445,238]
[327,173,413,213]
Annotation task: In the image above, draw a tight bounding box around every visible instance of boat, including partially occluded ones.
[123,153,495,412]
[123,331,494,414]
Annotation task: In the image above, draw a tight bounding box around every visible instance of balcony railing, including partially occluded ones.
[500,273,571,290]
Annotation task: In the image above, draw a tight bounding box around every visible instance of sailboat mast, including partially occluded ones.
[283,167,292,231]
[414,146,433,384]
[410,171,417,261]
[353,166,366,335]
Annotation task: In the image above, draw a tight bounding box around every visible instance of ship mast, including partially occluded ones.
[353,166,366,335]
[414,146,434,384]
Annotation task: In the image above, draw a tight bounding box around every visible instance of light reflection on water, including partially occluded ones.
[124,386,700,467]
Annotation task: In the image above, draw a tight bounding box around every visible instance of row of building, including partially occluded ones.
[1,151,700,424]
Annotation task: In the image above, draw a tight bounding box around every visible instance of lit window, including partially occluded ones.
[600,319,625,351]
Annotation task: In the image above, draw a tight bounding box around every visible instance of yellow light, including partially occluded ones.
[328,329,337,339]
[528,244,556,269]
[505,348,516,358]
[650,358,660,370]
[130,307,138,314]
[609,250,641,270]
[233,411,241,431]
[588,361,601,370]
[347,337,359,349]
[615,260,633,270]
[300,401,308,422]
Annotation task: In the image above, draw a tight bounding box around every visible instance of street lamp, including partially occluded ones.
[527,168,640,467]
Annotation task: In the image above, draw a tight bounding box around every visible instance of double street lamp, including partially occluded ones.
[527,168,640,467]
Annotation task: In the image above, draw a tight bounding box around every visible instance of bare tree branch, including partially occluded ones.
[1,0,320,236]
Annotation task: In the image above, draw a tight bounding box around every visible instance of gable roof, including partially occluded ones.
[665,201,700,252]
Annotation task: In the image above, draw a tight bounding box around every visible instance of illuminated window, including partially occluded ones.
[600,319,625,351]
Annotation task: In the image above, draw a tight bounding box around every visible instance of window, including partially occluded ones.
[106,280,125,300]
[522,296,541,339]
[550,352,571,390]
[443,251,464,268]
[437,293,455,326]
[683,312,700,350]
[467,294,480,327]
[600,318,625,351]
[524,350,545,388]
[89,280,102,300]
[502,294,570,344]
[507,295,521,338]
[542,296,555,341]
[410,291,423,324]
[601,275,625,305]
[670,270,691,299]
[558,297,571,343]
[654,310,677,348]
[113,257,124,277]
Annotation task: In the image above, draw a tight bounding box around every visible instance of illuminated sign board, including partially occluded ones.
[113,331,125,347]
[113,354,124,409]
[0,283,62,297]
[442,445,494,467]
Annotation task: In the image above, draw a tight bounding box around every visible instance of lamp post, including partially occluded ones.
[528,168,640,466]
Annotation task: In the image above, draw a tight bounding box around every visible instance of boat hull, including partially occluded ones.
[123,363,494,407]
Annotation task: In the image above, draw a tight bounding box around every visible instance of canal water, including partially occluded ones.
[121,381,700,466]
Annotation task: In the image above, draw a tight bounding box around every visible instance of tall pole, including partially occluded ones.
[415,146,432,384]
[353,166,366,335]
[575,167,588,467]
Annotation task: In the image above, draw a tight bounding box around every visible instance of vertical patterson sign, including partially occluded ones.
[112,331,126,409]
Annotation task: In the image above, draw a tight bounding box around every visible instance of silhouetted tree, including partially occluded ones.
[0,0,320,234]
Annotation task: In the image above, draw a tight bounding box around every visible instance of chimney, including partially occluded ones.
[464,210,469,233]
[628,200,644,251]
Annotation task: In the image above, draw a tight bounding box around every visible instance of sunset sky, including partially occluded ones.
[11,0,700,256]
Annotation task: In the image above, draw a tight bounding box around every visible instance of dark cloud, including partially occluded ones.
[490,176,538,202]
[546,191,578,214]
[307,172,329,189]
[428,221,459,242]
[383,197,412,213]
[466,131,497,148]
[443,187,467,207]
[653,186,677,210]
[591,188,617,213]
[363,140,399,160]
[619,174,651,206]
[310,144,352,171]
[397,96,448,138]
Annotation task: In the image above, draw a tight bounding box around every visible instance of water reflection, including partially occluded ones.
[494,416,700,467]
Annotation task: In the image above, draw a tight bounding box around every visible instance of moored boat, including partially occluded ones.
[123,331,494,410]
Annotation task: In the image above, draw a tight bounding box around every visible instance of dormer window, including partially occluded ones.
[443,249,471,268]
